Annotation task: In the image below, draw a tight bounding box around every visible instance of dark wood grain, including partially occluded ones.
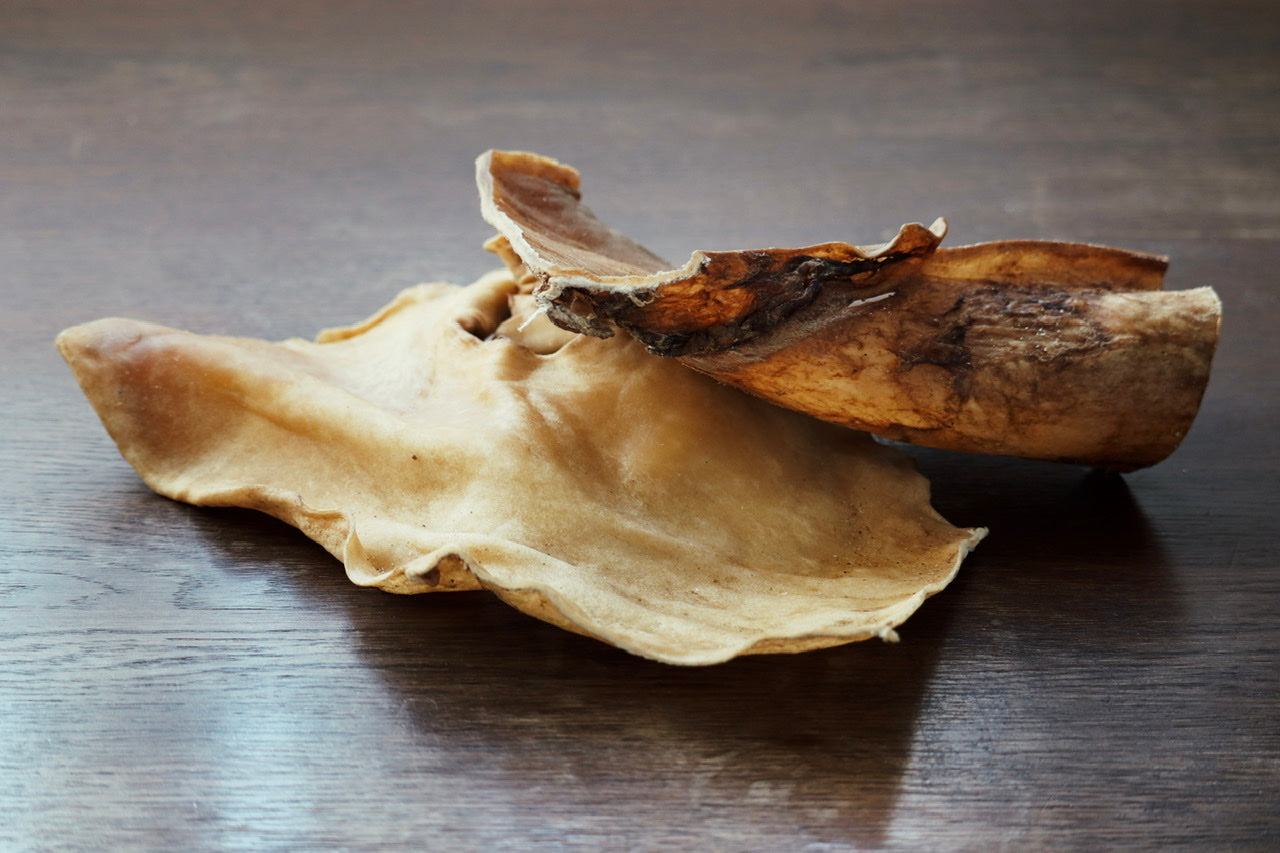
[3,1,1277,849]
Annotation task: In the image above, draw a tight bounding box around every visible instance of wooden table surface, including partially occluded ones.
[4,1,1277,849]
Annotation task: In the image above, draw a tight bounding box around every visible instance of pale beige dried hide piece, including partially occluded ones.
[58,272,983,665]
[478,150,1222,470]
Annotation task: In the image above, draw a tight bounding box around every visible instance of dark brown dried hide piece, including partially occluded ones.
[478,150,1221,469]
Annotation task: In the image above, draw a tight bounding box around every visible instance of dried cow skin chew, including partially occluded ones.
[57,272,984,665]
[478,149,1222,470]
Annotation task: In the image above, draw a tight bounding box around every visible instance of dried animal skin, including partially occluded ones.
[57,272,983,665]
[478,150,1222,470]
